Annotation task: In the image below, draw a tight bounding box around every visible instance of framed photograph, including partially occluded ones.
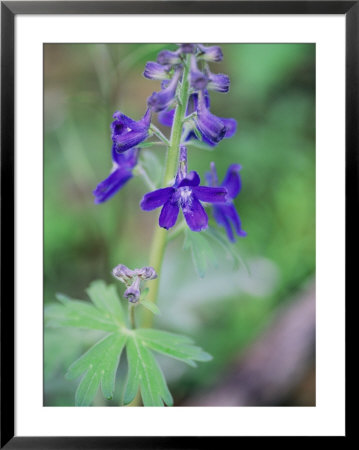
[1,1,354,446]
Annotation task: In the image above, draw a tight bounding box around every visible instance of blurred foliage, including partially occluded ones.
[44,43,315,406]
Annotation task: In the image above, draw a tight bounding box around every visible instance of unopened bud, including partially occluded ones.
[112,264,135,284]
[123,277,141,304]
[135,266,158,281]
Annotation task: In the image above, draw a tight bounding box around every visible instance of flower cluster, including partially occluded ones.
[93,44,245,241]
[112,264,157,303]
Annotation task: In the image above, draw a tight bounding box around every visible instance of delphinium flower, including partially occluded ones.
[93,146,139,203]
[140,147,227,231]
[95,43,246,240]
[112,109,151,154]
[206,162,247,242]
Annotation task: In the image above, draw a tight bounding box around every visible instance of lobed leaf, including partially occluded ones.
[45,301,118,332]
[45,280,126,332]
[86,280,126,325]
[124,337,173,407]
[66,332,127,406]
[135,329,212,367]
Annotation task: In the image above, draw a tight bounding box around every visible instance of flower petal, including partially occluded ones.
[113,130,149,153]
[159,200,180,230]
[112,145,139,167]
[213,205,235,242]
[93,169,132,204]
[182,196,208,232]
[177,171,201,187]
[221,118,237,138]
[221,164,242,198]
[207,73,230,93]
[140,187,175,211]
[223,203,247,237]
[192,186,227,203]
[158,108,175,127]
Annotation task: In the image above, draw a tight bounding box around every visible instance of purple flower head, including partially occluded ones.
[206,69,230,93]
[190,55,208,90]
[143,61,171,80]
[111,109,151,154]
[124,277,141,304]
[157,49,182,65]
[207,162,246,242]
[197,44,223,63]
[140,147,228,232]
[147,69,182,112]
[93,147,139,204]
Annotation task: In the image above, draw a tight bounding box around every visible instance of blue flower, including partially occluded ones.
[195,90,227,145]
[193,91,237,146]
[140,147,228,232]
[206,69,230,93]
[111,109,151,154]
[93,147,139,204]
[197,44,223,62]
[143,62,171,80]
[157,49,182,65]
[147,69,182,112]
[207,162,246,242]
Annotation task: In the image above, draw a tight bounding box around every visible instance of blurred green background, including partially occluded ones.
[44,44,315,406]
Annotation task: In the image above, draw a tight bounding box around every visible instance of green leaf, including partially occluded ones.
[45,280,126,332]
[45,301,118,332]
[135,329,212,367]
[66,333,127,406]
[140,300,161,316]
[183,228,217,278]
[124,336,173,407]
[86,280,126,325]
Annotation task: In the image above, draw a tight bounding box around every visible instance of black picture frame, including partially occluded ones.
[1,1,355,447]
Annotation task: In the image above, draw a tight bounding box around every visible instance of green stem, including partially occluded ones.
[142,56,191,328]
[129,304,136,329]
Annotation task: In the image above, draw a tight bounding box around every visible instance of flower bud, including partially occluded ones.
[135,266,158,280]
[112,264,135,284]
[123,277,141,303]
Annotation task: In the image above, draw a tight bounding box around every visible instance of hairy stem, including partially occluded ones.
[142,56,191,328]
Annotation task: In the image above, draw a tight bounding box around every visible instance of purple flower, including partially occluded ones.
[207,162,246,242]
[111,109,151,154]
[140,147,228,232]
[195,90,227,145]
[157,49,182,65]
[206,69,230,93]
[190,55,208,90]
[143,62,171,80]
[197,44,223,62]
[93,147,139,204]
[147,69,182,112]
